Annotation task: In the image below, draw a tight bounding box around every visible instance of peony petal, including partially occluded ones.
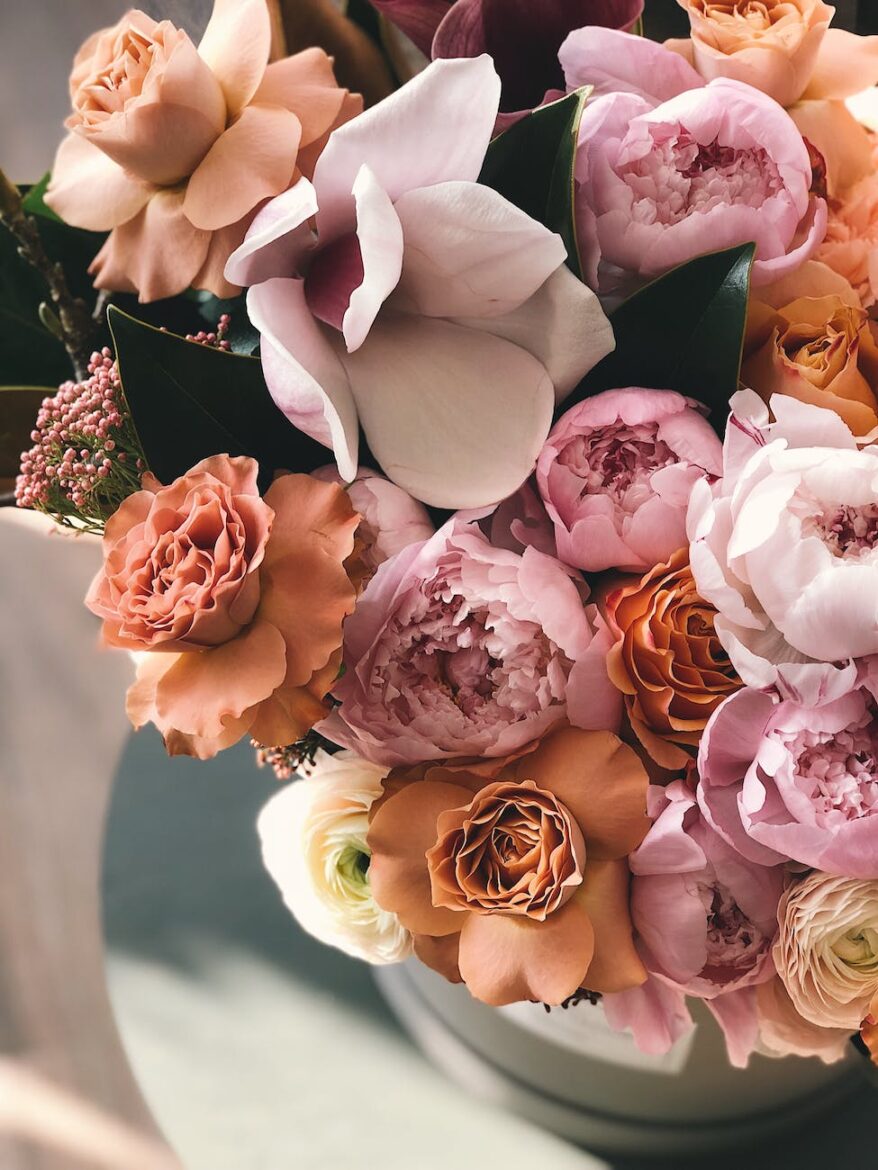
[603,975,694,1056]
[457,896,595,1006]
[198,0,271,116]
[45,134,151,231]
[185,104,301,231]
[804,29,878,102]
[393,181,566,319]
[340,313,554,508]
[576,860,646,994]
[246,278,359,479]
[312,55,501,240]
[560,27,703,102]
[343,165,404,351]
[224,178,319,288]
[254,48,349,146]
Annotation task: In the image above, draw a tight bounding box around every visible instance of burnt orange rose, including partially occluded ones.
[605,548,741,771]
[367,726,650,1006]
[87,455,359,758]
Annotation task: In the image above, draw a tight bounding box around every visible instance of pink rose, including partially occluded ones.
[536,388,722,573]
[628,780,784,1065]
[699,669,878,878]
[46,1,360,301]
[318,519,621,765]
[560,31,827,293]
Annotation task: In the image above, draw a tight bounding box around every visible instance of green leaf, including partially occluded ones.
[191,290,261,355]
[0,386,53,476]
[20,174,62,223]
[571,243,756,425]
[107,305,329,489]
[478,88,591,279]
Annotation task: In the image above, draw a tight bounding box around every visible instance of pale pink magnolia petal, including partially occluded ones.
[45,134,152,231]
[560,27,703,102]
[198,0,271,116]
[393,181,566,319]
[340,313,555,508]
[343,165,404,352]
[452,266,615,401]
[185,104,301,231]
[312,55,501,240]
[224,178,319,288]
[246,278,359,480]
[804,28,878,101]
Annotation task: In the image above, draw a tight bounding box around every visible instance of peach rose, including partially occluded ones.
[816,169,878,309]
[367,726,650,1005]
[87,456,359,758]
[605,547,741,770]
[743,269,878,438]
[46,1,360,302]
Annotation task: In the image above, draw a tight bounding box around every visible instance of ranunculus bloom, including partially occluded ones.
[46,1,359,301]
[816,170,878,309]
[312,465,434,576]
[699,669,878,877]
[688,390,878,699]
[87,456,359,758]
[629,780,784,1066]
[367,725,650,1005]
[319,518,621,766]
[665,0,878,110]
[756,974,850,1063]
[605,548,741,770]
[774,871,878,1030]
[743,266,878,438]
[224,55,614,509]
[561,30,827,293]
[257,749,412,964]
[536,388,722,573]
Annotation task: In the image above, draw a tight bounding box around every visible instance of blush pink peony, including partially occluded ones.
[536,388,722,573]
[318,519,621,766]
[224,55,615,509]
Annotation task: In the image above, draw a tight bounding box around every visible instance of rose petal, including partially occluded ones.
[45,134,151,231]
[254,48,349,146]
[576,859,646,994]
[804,29,878,102]
[198,0,271,117]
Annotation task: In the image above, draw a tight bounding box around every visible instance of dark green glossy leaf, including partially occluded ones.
[107,305,328,489]
[0,386,52,476]
[478,88,590,278]
[20,174,62,223]
[571,243,756,427]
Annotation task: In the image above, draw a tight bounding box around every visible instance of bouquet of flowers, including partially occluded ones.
[7,0,878,1071]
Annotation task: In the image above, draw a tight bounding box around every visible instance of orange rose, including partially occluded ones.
[605,548,741,770]
[367,726,650,1005]
[816,168,878,310]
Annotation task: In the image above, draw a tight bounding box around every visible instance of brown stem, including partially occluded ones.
[0,169,95,382]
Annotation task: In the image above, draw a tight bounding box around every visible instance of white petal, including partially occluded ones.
[343,165,404,352]
[224,178,319,287]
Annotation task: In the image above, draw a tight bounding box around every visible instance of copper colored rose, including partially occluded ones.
[367,726,650,1006]
[606,547,740,770]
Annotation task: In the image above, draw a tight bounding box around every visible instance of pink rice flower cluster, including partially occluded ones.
[15,347,145,531]
[184,312,232,350]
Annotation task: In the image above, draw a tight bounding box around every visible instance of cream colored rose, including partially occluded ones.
[774,872,878,1030]
[257,750,412,964]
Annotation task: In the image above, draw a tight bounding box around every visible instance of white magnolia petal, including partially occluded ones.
[343,165,404,352]
[224,178,319,288]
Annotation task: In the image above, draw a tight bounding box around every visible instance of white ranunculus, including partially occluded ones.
[257,750,412,964]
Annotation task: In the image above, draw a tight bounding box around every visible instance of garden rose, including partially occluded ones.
[630,780,784,1065]
[87,456,359,758]
[367,725,650,1004]
[774,871,878,1029]
[258,750,412,964]
[319,519,621,766]
[699,670,878,877]
[561,31,827,293]
[46,1,359,301]
[605,548,740,770]
[688,391,878,698]
[536,388,722,573]
[224,55,614,508]
[816,170,878,309]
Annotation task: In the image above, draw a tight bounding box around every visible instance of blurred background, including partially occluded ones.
[0,3,874,1169]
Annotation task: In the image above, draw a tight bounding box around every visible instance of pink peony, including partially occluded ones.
[536,388,722,573]
[699,670,878,878]
[224,55,615,509]
[628,779,784,1066]
[318,518,621,765]
[560,30,827,293]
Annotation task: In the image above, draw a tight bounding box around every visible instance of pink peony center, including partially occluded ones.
[811,503,878,559]
[701,881,769,976]
[776,709,878,825]
[557,421,676,520]
[304,233,365,332]
[618,127,784,227]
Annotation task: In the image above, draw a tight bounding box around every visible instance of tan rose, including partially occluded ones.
[816,168,878,310]
[605,548,741,770]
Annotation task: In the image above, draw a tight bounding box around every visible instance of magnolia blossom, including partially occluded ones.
[319,519,621,766]
[774,871,878,1030]
[687,391,874,703]
[536,388,722,573]
[224,55,614,508]
[561,30,827,293]
[699,670,878,877]
[258,750,412,964]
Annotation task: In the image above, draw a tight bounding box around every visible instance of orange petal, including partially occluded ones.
[45,134,151,231]
[804,28,878,101]
[198,0,271,117]
[414,933,462,983]
[256,48,349,146]
[190,212,254,298]
[576,859,646,995]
